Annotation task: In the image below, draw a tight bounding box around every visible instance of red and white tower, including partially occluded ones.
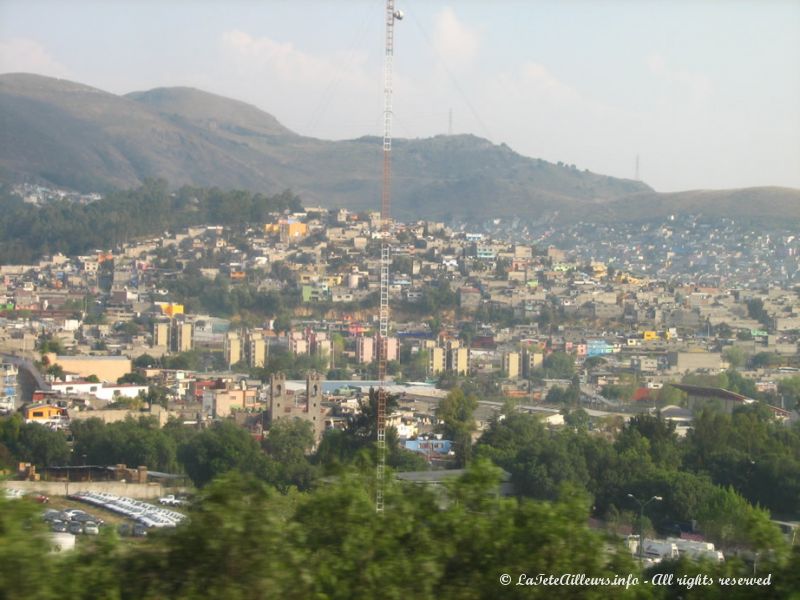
[376,0,402,514]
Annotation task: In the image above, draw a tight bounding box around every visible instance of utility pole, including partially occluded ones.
[376,0,403,514]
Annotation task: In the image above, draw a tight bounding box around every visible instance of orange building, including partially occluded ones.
[265,219,308,242]
[24,403,67,424]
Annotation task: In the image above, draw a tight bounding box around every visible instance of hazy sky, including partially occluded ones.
[1,0,798,192]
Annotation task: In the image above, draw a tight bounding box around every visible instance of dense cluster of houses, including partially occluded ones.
[0,204,798,456]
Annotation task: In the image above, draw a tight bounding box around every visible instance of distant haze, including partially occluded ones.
[1,0,798,193]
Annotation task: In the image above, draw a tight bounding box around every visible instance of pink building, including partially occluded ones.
[356,336,375,364]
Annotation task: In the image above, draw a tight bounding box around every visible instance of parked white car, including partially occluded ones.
[159,495,185,507]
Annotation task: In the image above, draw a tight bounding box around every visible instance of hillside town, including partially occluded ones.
[2,0,800,595]
[1,201,798,450]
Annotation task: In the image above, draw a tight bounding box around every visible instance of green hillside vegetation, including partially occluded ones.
[0,179,300,263]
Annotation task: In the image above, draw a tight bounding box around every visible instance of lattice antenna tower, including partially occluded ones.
[376,0,402,514]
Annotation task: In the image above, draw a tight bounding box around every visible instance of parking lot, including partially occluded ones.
[68,491,187,529]
[40,492,187,543]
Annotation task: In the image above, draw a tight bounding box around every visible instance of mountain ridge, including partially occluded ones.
[2,72,798,223]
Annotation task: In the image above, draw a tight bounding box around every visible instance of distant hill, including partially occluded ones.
[586,187,800,225]
[1,73,798,224]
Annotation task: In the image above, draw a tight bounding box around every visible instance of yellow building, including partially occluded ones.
[174,322,193,353]
[448,347,470,375]
[153,321,170,348]
[428,347,446,375]
[155,302,184,317]
[24,404,67,424]
[503,352,521,379]
[642,330,659,341]
[590,262,607,277]
[265,219,308,243]
[281,221,307,242]
[224,332,242,367]
[246,332,266,368]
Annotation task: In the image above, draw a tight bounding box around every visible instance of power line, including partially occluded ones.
[304,1,377,136]
[404,2,494,142]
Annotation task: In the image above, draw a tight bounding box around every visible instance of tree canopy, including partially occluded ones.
[0,181,301,264]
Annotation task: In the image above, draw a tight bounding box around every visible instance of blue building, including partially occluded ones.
[0,362,18,413]
[586,339,615,357]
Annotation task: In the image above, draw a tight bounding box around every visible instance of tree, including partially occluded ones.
[330,332,345,369]
[436,388,478,466]
[696,485,785,552]
[0,454,796,598]
[723,346,746,369]
[115,320,140,337]
[725,369,759,397]
[46,364,65,381]
[563,408,590,429]
[134,353,159,368]
[117,371,148,385]
[178,420,270,487]
[131,472,301,600]
[543,352,575,379]
[778,376,800,410]
[71,416,179,472]
[494,257,510,278]
[714,322,733,338]
[0,494,56,599]
[0,183,301,264]
[618,412,681,470]
[146,385,170,409]
[583,356,607,370]
[262,418,318,491]
[0,416,70,467]
[746,298,771,328]
[402,348,428,381]
[545,386,567,404]
[39,335,64,355]
[750,352,783,369]
[656,384,687,407]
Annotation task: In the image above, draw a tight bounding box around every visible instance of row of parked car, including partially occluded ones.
[43,508,101,536]
[69,491,187,529]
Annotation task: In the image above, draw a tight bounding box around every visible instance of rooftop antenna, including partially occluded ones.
[376,0,402,514]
